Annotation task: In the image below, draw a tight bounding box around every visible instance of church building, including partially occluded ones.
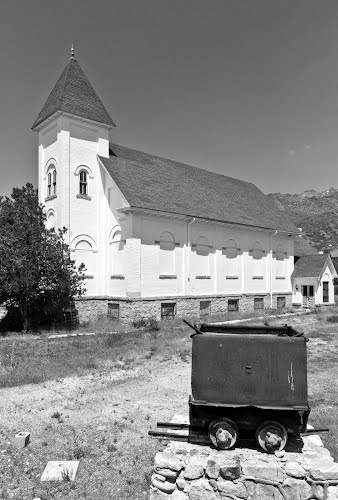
[32,51,299,323]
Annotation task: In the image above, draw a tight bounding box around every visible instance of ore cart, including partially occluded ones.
[188,323,310,452]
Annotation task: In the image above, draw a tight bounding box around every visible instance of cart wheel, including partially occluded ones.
[255,421,288,453]
[208,418,239,450]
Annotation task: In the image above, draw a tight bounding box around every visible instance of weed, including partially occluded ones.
[61,467,72,482]
[51,411,62,420]
[73,444,86,459]
[327,315,338,323]
[107,443,117,452]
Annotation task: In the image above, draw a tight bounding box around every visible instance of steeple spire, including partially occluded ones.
[70,44,75,59]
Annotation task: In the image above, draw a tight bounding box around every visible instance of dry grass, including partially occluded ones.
[0,308,337,499]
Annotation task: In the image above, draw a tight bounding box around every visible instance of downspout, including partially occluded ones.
[269,230,278,308]
[187,218,196,284]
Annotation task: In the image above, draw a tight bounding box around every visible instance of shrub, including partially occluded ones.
[327,315,338,323]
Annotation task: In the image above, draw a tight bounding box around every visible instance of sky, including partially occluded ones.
[1,0,338,196]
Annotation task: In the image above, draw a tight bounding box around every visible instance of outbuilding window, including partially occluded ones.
[254,297,264,310]
[228,299,239,312]
[161,303,176,320]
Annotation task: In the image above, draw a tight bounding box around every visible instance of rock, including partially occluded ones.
[218,457,241,480]
[170,490,188,500]
[156,467,179,479]
[284,461,306,478]
[151,476,176,493]
[154,473,166,482]
[208,479,218,491]
[328,485,338,500]
[253,483,284,500]
[216,478,247,499]
[150,487,171,500]
[275,450,285,458]
[245,480,256,496]
[242,456,283,483]
[155,452,183,473]
[282,477,312,500]
[176,477,186,490]
[183,462,204,480]
[307,459,338,480]
[188,478,218,500]
[205,459,220,479]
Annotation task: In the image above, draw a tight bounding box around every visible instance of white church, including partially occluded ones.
[32,51,302,323]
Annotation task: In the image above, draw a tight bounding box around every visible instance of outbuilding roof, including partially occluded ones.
[99,143,298,232]
[291,254,329,279]
[32,57,115,130]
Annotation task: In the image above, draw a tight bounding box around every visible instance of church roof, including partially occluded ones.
[291,254,329,278]
[32,57,115,130]
[99,143,298,233]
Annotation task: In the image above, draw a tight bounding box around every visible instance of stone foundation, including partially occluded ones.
[75,293,292,324]
[150,434,338,500]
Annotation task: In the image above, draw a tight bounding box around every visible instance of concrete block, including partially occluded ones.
[40,461,79,482]
[13,432,30,448]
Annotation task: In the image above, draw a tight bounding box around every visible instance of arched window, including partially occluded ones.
[275,244,285,277]
[112,230,125,276]
[195,235,210,276]
[46,164,56,198]
[252,241,264,277]
[46,209,56,230]
[223,238,239,277]
[74,240,94,276]
[159,232,175,275]
[79,170,88,195]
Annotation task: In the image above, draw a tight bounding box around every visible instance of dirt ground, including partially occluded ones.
[0,310,337,499]
[0,350,191,500]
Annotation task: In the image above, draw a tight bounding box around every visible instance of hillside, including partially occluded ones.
[267,188,338,253]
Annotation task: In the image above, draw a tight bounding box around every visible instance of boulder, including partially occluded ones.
[307,459,338,480]
[282,477,312,500]
[216,478,248,499]
[205,459,220,479]
[183,462,204,480]
[156,467,180,480]
[284,461,306,478]
[188,478,218,500]
[150,487,171,499]
[151,476,176,494]
[170,490,188,500]
[155,452,183,473]
[242,456,284,483]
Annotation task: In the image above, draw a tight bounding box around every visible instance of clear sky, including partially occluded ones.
[1,0,338,196]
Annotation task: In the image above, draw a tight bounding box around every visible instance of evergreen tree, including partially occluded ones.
[0,183,85,331]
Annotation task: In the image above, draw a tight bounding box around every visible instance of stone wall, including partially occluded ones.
[75,293,292,324]
[150,435,338,500]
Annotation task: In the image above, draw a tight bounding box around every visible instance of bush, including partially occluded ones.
[327,315,338,323]
[132,317,160,332]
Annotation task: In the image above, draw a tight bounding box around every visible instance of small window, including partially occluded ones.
[161,303,176,320]
[200,300,211,317]
[277,296,286,309]
[309,286,314,297]
[47,172,52,197]
[108,303,119,321]
[79,170,88,195]
[228,299,239,312]
[254,297,264,310]
[52,169,57,195]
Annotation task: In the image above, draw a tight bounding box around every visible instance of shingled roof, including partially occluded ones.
[99,143,298,232]
[32,57,115,130]
[291,254,329,278]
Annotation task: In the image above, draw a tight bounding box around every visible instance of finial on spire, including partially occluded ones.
[70,44,75,59]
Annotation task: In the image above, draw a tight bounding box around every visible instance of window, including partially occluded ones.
[228,299,239,312]
[223,239,239,277]
[111,230,125,276]
[277,296,286,309]
[159,232,175,276]
[303,285,314,297]
[47,172,52,197]
[46,164,56,199]
[200,300,211,317]
[52,169,57,195]
[275,244,285,277]
[74,240,94,276]
[254,297,264,310]
[161,303,176,320]
[79,170,88,195]
[108,303,119,321]
[323,281,329,303]
[252,241,264,277]
[195,235,210,276]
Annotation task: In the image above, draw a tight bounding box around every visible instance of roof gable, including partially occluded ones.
[99,143,298,233]
[32,57,115,130]
[291,254,331,279]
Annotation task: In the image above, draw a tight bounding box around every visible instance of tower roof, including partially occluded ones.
[32,56,115,130]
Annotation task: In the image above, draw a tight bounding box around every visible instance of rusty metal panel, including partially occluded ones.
[191,332,308,410]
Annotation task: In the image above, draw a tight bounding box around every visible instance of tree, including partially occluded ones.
[0,183,85,331]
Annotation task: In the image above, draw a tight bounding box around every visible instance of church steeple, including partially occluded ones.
[32,54,115,131]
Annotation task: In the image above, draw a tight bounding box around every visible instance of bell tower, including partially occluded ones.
[32,49,116,296]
